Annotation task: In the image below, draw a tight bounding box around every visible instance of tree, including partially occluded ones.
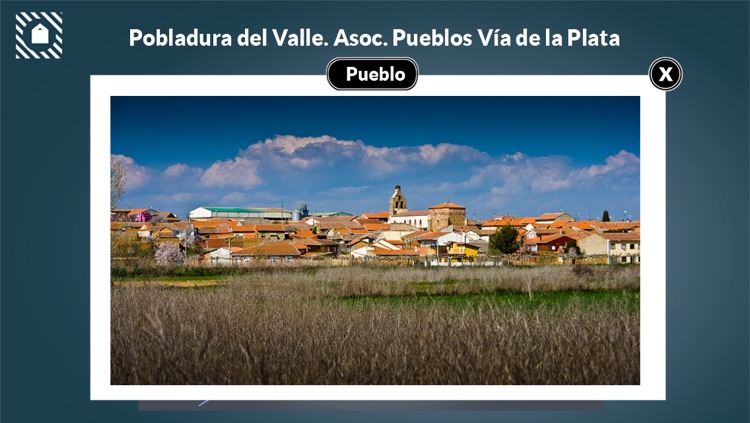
[601,210,610,222]
[111,159,127,210]
[155,242,185,265]
[489,224,520,254]
[564,240,581,256]
[150,214,167,224]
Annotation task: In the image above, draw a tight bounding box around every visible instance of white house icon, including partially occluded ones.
[31,23,49,44]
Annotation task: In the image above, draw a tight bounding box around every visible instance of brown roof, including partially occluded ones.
[230,225,256,233]
[127,208,152,216]
[294,238,340,247]
[599,233,641,242]
[537,212,566,220]
[201,238,227,249]
[348,233,377,245]
[416,231,450,241]
[483,217,535,227]
[565,232,589,241]
[254,224,286,232]
[361,212,390,220]
[530,234,573,245]
[592,221,641,231]
[531,228,560,235]
[429,202,465,210]
[568,220,598,230]
[355,218,386,225]
[316,221,365,230]
[233,241,301,256]
[392,210,430,217]
[310,216,357,222]
[336,228,369,235]
[482,219,512,227]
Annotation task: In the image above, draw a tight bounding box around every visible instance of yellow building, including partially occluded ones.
[448,242,481,257]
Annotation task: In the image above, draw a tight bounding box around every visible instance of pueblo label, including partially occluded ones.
[327,58,418,90]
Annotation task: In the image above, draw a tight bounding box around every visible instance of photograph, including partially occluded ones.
[108,95,640,386]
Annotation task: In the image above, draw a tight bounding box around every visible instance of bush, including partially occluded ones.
[571,264,595,277]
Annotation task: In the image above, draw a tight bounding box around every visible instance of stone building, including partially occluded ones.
[428,202,467,231]
[389,185,408,217]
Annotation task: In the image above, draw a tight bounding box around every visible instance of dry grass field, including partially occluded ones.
[111,265,639,385]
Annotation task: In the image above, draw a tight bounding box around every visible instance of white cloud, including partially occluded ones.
[418,143,487,165]
[111,154,151,190]
[456,150,640,196]
[200,156,261,188]
[234,135,488,176]
[162,163,203,179]
[583,150,640,177]
[150,192,207,205]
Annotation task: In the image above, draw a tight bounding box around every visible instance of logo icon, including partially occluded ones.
[32,23,49,44]
[16,12,62,59]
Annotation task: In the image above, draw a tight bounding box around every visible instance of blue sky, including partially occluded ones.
[111,96,640,221]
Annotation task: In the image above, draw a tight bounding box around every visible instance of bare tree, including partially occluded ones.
[111,159,127,210]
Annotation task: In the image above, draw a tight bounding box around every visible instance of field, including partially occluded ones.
[111,265,640,385]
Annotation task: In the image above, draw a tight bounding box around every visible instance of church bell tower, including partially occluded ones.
[389,185,407,217]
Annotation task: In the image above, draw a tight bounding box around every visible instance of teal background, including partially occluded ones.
[1,1,748,422]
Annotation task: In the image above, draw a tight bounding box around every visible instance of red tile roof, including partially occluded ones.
[292,229,317,239]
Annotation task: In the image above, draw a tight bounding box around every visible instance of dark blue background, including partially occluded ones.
[1,1,748,422]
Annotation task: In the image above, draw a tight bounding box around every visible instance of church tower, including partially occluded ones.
[389,185,407,217]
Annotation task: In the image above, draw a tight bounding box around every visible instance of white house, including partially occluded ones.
[388,210,430,230]
[189,206,291,220]
[204,247,242,265]
[351,239,402,258]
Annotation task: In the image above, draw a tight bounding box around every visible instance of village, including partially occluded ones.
[110,185,640,267]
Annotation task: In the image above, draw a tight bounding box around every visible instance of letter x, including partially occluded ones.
[659,67,673,82]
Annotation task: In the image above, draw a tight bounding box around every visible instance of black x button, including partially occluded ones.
[649,57,683,91]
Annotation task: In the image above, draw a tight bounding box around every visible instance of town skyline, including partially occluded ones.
[111,96,640,220]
